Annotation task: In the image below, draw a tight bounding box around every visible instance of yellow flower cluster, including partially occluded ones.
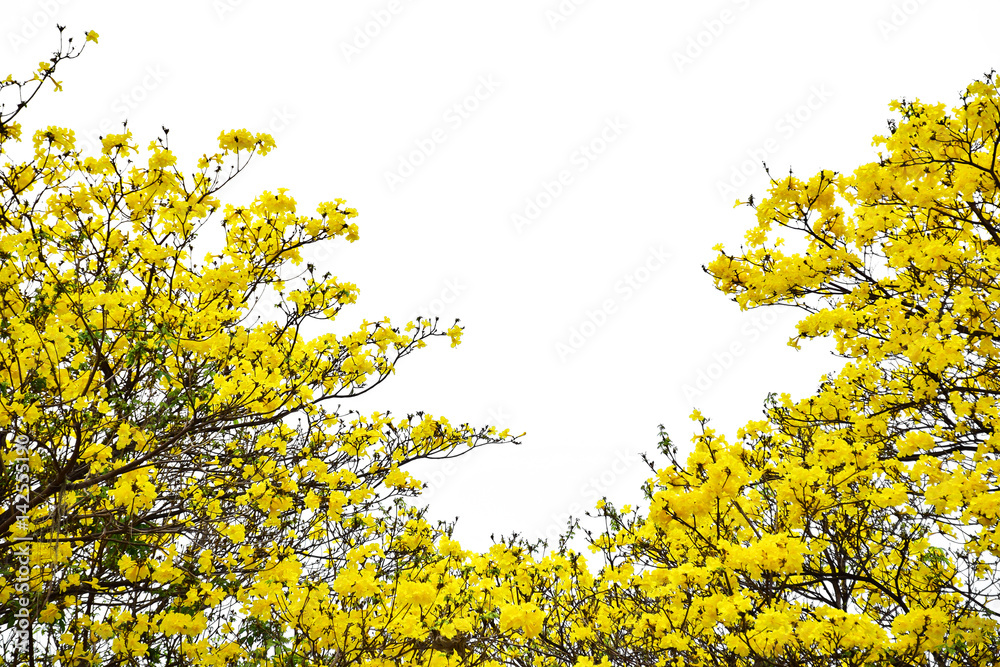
[20,28,1000,667]
[556,71,1000,665]
[0,35,525,667]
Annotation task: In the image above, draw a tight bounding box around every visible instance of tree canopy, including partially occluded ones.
[0,31,536,667]
[523,71,1000,666]
[6,28,1000,667]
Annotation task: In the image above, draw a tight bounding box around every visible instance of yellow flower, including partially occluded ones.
[197,549,214,574]
[255,132,276,156]
[383,467,410,488]
[223,523,247,543]
[217,129,255,153]
[499,602,545,638]
[85,31,99,43]
[160,611,207,637]
[39,603,61,624]
[447,323,463,348]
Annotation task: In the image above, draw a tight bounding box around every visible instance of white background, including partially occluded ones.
[6,0,998,553]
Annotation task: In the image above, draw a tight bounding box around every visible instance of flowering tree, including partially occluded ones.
[504,72,1000,666]
[0,31,529,666]
[17,27,1000,667]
